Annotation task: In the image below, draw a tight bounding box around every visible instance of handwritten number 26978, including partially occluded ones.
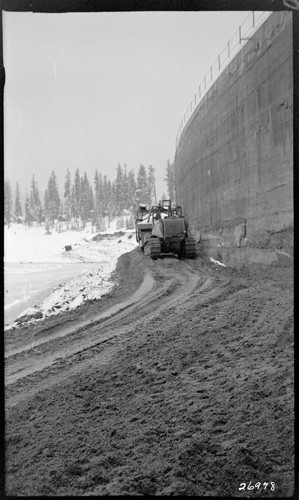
[239,481,275,491]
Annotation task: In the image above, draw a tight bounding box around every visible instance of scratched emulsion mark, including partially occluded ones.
[22,280,32,308]
[31,323,41,353]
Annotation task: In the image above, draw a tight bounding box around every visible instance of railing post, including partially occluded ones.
[176,11,265,151]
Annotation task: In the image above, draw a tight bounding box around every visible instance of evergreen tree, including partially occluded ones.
[107,179,116,226]
[64,168,72,220]
[24,191,31,223]
[70,184,76,221]
[164,159,176,203]
[72,168,81,220]
[29,174,36,212]
[122,165,129,209]
[80,171,90,225]
[136,164,149,208]
[99,172,105,217]
[89,185,95,225]
[29,174,42,222]
[89,185,94,213]
[4,179,13,225]
[115,163,125,215]
[44,170,60,222]
[102,175,109,216]
[94,169,100,211]
[147,165,156,206]
[127,169,137,210]
[111,181,117,218]
[97,172,108,229]
[14,182,22,218]
[36,180,43,222]
[94,169,103,228]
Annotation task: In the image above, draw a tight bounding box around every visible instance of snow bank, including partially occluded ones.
[40,236,136,319]
[5,220,138,329]
[4,219,127,263]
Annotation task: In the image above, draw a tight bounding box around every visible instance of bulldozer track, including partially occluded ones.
[6,254,215,406]
[5,271,156,359]
[144,238,161,259]
[8,250,282,409]
[184,237,197,258]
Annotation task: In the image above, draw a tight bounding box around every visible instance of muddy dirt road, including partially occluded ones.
[5,248,294,496]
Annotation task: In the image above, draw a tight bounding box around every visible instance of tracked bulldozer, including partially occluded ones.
[135,200,197,259]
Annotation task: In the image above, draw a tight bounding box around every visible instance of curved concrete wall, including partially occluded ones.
[175,12,293,266]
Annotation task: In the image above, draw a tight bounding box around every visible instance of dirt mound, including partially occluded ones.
[92,230,127,241]
[5,250,294,496]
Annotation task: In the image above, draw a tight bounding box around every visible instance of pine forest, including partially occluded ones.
[4,162,176,231]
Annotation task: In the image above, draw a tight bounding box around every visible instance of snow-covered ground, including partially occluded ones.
[5,218,130,263]
[5,219,138,328]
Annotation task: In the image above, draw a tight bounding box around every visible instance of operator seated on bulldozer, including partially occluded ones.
[155,207,161,220]
[154,201,167,220]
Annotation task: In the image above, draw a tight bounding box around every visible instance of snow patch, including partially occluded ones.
[40,265,113,317]
[210,257,226,267]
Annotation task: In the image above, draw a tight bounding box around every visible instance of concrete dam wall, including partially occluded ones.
[175,12,293,266]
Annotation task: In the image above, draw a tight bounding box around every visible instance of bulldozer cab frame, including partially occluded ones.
[146,200,184,223]
[136,204,149,222]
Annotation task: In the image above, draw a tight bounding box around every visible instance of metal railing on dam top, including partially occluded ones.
[175,11,272,148]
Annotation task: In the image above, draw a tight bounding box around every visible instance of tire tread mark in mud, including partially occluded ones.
[6,263,202,387]
[6,342,121,408]
[6,266,202,404]
[5,271,156,359]
[6,260,231,405]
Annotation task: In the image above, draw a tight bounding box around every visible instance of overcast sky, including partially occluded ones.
[4,10,257,199]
